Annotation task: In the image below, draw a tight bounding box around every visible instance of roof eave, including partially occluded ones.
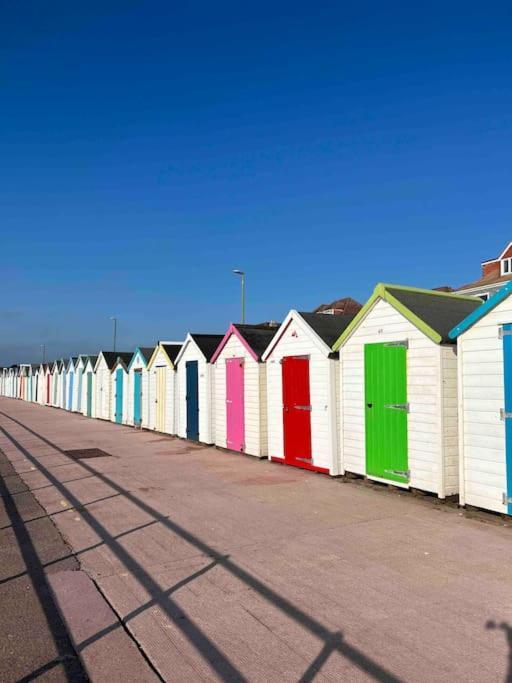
[449,281,512,339]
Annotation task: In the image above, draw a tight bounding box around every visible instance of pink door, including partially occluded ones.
[226,358,245,452]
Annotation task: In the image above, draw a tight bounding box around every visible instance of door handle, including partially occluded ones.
[367,403,373,408]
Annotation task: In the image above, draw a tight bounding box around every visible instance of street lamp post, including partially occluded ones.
[233,270,245,323]
[40,344,46,363]
[110,317,117,352]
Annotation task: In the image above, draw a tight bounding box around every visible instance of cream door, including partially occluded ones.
[156,366,167,432]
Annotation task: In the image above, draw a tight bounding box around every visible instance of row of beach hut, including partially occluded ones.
[2,281,512,517]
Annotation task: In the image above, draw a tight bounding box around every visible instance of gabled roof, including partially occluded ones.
[187,334,224,362]
[449,280,512,339]
[147,342,183,369]
[298,312,356,347]
[84,355,98,369]
[333,283,482,350]
[211,323,280,363]
[66,357,78,371]
[481,240,512,264]
[262,310,356,360]
[111,356,130,373]
[97,351,133,370]
[162,343,182,364]
[128,346,155,370]
[175,334,223,365]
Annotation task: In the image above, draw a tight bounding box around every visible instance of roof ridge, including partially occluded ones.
[380,283,480,302]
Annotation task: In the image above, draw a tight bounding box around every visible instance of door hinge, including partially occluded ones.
[295,405,312,411]
[500,409,512,420]
[384,403,409,412]
[384,340,409,349]
[502,493,512,505]
[385,469,410,479]
[499,327,512,338]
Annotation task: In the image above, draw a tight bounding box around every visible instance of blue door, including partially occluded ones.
[77,370,82,412]
[115,369,124,424]
[68,373,74,410]
[133,370,142,426]
[502,323,512,515]
[186,361,199,440]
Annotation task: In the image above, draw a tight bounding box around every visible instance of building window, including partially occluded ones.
[501,258,512,275]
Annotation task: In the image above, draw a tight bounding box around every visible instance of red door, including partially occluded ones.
[282,356,312,465]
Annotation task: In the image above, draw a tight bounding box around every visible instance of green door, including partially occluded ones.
[364,342,408,484]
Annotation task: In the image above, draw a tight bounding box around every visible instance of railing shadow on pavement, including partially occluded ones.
[487,620,512,683]
[0,410,403,683]
[0,453,86,682]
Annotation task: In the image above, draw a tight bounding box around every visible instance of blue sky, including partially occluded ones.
[1,2,511,364]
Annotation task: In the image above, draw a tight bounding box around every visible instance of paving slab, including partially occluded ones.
[1,398,512,681]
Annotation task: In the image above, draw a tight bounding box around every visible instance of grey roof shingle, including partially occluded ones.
[233,324,279,360]
[190,334,224,362]
[298,311,357,348]
[386,287,482,343]
[162,344,182,365]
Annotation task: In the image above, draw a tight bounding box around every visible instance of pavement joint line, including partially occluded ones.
[88,575,166,683]
[0,447,87,681]
[0,408,404,683]
[0,420,251,683]
[77,557,224,653]
[0,517,168,586]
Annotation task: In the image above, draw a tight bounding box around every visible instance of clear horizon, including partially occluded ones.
[2,3,511,365]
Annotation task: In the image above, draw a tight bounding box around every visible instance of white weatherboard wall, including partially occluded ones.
[94,357,111,420]
[73,359,85,413]
[128,352,150,428]
[265,316,339,473]
[456,295,512,514]
[148,347,176,434]
[177,340,215,444]
[340,298,458,497]
[59,368,67,409]
[65,366,74,410]
[37,368,45,404]
[214,333,268,458]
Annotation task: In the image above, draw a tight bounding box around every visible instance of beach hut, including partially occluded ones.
[175,335,223,443]
[449,281,512,514]
[262,311,355,474]
[36,364,45,404]
[29,364,39,402]
[111,356,130,424]
[147,342,182,434]
[94,352,132,420]
[72,356,87,412]
[19,365,30,400]
[11,366,20,399]
[127,346,155,427]
[43,363,52,405]
[80,356,98,417]
[211,323,279,457]
[333,284,481,497]
[59,360,68,409]
[64,357,77,410]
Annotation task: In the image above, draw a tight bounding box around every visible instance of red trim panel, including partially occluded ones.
[270,456,330,475]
